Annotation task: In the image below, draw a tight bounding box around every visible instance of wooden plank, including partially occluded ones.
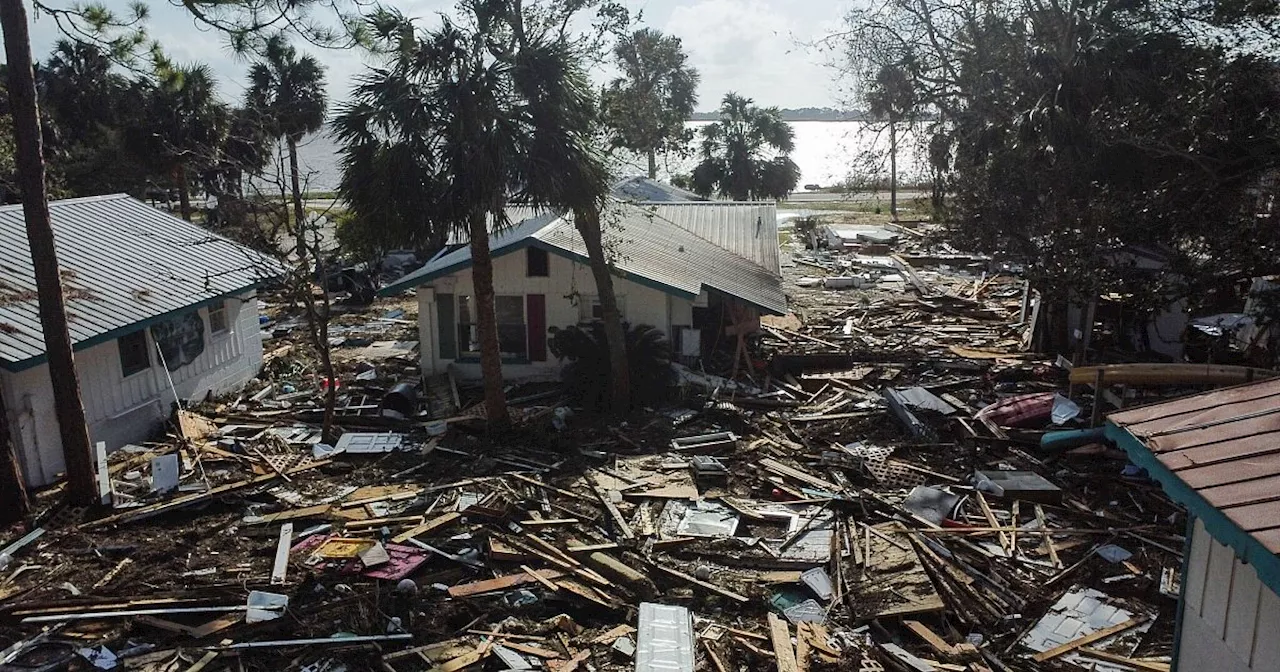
[651,563,749,603]
[759,458,841,492]
[247,504,333,525]
[1034,505,1062,568]
[270,523,293,586]
[767,613,800,672]
[974,492,1012,554]
[447,570,565,598]
[587,473,634,540]
[509,472,590,502]
[1077,648,1171,671]
[794,622,811,672]
[391,512,461,543]
[502,641,561,659]
[590,624,635,644]
[82,460,329,528]
[703,640,729,672]
[521,565,560,592]
[1069,363,1277,386]
[905,620,955,657]
[1030,616,1147,662]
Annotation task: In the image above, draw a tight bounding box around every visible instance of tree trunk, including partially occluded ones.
[0,382,30,526]
[574,207,630,414]
[176,164,192,221]
[470,209,510,427]
[288,137,306,260]
[286,137,337,442]
[0,0,97,507]
[889,119,898,220]
[647,150,657,180]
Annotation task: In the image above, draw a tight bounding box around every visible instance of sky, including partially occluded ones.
[26,0,852,111]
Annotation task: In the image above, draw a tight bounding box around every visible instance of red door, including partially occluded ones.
[527,294,546,361]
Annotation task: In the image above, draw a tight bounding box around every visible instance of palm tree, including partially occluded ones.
[245,36,327,257]
[866,64,917,218]
[690,93,800,201]
[245,37,333,437]
[336,5,627,423]
[138,64,228,221]
[336,18,520,426]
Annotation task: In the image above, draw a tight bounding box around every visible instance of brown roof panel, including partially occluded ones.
[1112,378,1280,560]
[1110,382,1280,427]
[1173,451,1280,490]
[1221,500,1280,533]
[1159,434,1280,471]
[1199,474,1280,509]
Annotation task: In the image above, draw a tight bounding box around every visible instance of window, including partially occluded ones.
[118,330,150,377]
[208,300,229,334]
[458,294,528,359]
[526,247,549,277]
[578,295,625,323]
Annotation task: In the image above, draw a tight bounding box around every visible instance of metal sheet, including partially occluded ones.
[636,602,694,672]
[384,202,786,315]
[0,195,282,367]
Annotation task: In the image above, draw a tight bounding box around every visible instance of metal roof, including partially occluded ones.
[611,176,706,203]
[639,202,779,274]
[0,194,283,370]
[383,202,786,315]
[1109,380,1280,552]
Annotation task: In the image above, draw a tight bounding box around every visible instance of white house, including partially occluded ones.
[1107,379,1280,672]
[0,195,280,488]
[380,200,786,381]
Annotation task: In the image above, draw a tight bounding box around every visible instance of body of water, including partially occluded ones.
[280,120,924,194]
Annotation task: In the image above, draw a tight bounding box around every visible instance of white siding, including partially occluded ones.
[419,249,691,380]
[1177,519,1280,672]
[2,292,264,488]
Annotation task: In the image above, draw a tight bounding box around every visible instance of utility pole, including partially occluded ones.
[1,0,98,505]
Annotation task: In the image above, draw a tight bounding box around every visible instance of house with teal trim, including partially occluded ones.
[380,201,786,381]
[0,195,281,488]
[1107,379,1280,672]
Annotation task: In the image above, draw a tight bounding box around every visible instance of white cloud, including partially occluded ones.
[662,0,841,109]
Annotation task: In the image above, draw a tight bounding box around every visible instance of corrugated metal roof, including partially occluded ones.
[639,202,779,274]
[444,206,551,245]
[1109,379,1280,552]
[611,176,706,203]
[0,194,282,369]
[383,202,786,315]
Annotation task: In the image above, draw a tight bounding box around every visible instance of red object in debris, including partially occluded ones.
[771,488,799,501]
[975,391,1056,428]
[320,377,341,392]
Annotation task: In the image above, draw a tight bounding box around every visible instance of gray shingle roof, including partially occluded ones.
[0,194,283,369]
[383,202,785,315]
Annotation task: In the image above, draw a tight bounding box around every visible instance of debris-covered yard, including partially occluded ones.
[1,215,1223,672]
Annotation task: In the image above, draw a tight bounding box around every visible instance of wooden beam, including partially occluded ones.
[767,613,800,672]
[651,563,749,603]
[1030,616,1147,662]
[390,512,461,543]
[1077,648,1170,671]
[447,570,565,598]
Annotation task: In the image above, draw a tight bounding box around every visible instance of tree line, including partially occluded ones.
[841,0,1280,347]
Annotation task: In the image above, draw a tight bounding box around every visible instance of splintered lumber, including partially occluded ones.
[853,523,945,618]
[587,473,635,540]
[522,564,560,592]
[759,458,842,493]
[794,622,811,672]
[502,641,561,659]
[651,563,749,603]
[390,511,461,543]
[767,613,800,672]
[1030,616,1147,662]
[1034,505,1062,568]
[82,460,329,528]
[904,620,957,657]
[509,472,590,502]
[591,624,636,644]
[247,504,333,525]
[1077,648,1171,671]
[703,640,730,672]
[974,493,1012,554]
[447,570,566,597]
[1069,363,1277,387]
